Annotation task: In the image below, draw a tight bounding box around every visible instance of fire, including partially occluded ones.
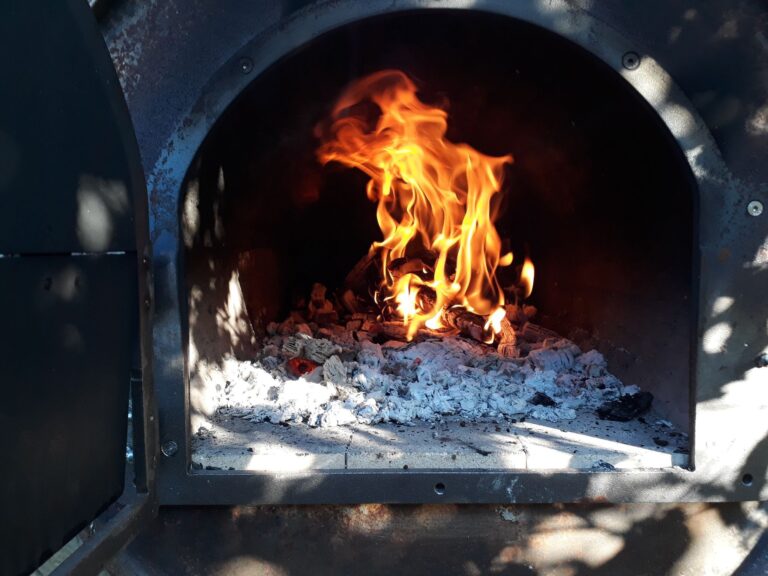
[520,257,535,299]
[318,70,532,340]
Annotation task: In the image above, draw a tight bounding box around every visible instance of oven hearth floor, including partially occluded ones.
[192,408,688,471]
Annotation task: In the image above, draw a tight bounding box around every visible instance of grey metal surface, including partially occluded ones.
[737,530,768,576]
[0,3,140,254]
[109,502,768,576]
[0,255,136,576]
[0,2,158,575]
[100,0,768,505]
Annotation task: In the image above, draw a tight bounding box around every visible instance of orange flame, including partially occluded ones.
[318,70,527,339]
[520,257,535,299]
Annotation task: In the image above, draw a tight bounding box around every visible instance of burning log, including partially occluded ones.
[413,287,518,352]
[447,309,488,342]
[388,253,436,282]
[367,320,456,343]
[496,316,520,358]
[345,319,362,331]
[343,252,380,298]
[505,303,537,324]
[340,289,358,314]
[497,342,522,358]
[343,251,438,303]
[520,322,560,343]
[308,283,339,325]
[375,321,410,342]
[412,288,486,341]
[305,253,523,354]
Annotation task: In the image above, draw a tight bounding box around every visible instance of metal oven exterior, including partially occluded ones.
[100,0,768,505]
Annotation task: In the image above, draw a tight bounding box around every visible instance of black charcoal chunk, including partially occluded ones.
[596,391,653,422]
[529,391,557,407]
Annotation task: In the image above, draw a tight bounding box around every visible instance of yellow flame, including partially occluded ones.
[484,307,508,335]
[425,311,445,331]
[318,70,524,339]
[521,257,535,299]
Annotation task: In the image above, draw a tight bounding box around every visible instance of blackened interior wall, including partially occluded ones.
[181,11,695,430]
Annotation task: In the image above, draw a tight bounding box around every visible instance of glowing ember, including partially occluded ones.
[318,70,533,340]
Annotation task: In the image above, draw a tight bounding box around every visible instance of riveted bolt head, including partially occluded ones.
[161,440,178,457]
[747,200,763,217]
[622,51,640,70]
[238,57,253,74]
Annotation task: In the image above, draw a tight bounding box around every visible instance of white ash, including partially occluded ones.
[206,321,640,429]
